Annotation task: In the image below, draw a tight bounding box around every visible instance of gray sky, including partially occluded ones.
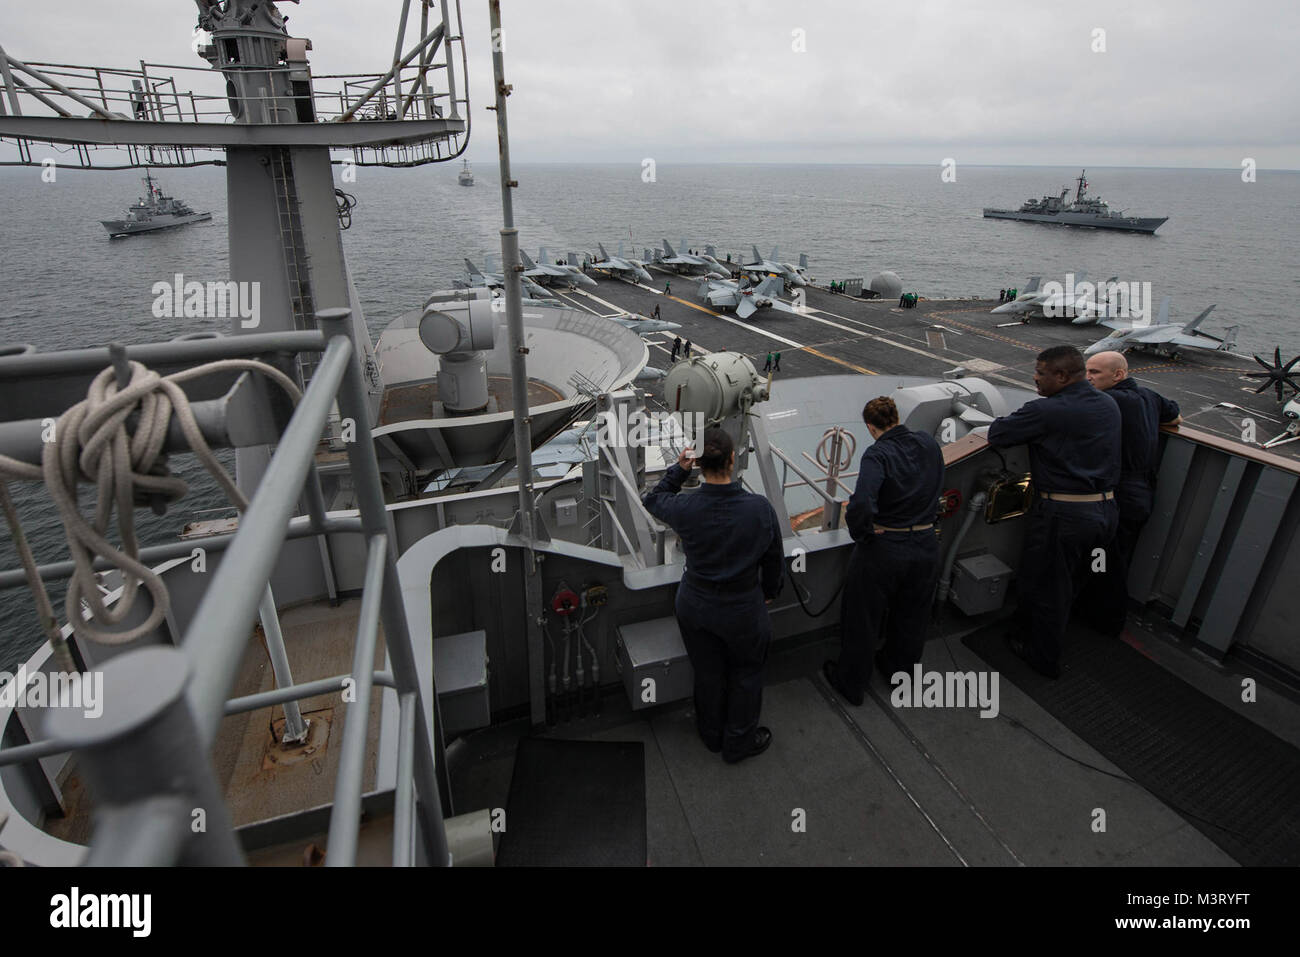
[2,0,1297,168]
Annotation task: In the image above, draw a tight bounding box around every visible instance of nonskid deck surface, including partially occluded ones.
[451,612,1297,866]
[559,270,1297,460]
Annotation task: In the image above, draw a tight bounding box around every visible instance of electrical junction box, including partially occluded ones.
[433,630,490,737]
[554,496,578,527]
[615,617,693,711]
[949,552,1014,616]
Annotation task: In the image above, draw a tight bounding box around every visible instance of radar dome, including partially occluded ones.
[869,271,902,300]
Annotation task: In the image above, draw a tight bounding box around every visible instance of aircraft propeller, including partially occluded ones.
[1246,347,1300,402]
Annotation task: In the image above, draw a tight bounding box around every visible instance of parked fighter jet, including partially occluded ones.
[697,274,800,319]
[606,313,681,336]
[991,272,1120,320]
[656,239,730,277]
[462,258,554,299]
[589,242,652,284]
[741,246,809,288]
[520,248,597,290]
[1083,299,1238,358]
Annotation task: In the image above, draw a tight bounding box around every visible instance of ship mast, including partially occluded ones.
[1076,169,1088,203]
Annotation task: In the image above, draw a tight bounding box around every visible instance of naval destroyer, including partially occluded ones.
[99,169,212,237]
[0,0,1297,874]
[457,158,474,186]
[984,169,1169,233]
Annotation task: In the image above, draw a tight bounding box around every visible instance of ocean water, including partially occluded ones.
[1,161,1297,669]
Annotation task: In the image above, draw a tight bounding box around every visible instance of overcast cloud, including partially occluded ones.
[1,0,1296,168]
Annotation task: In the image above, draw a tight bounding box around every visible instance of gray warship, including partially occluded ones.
[0,0,1298,873]
[984,169,1169,233]
[99,169,212,237]
[457,158,474,186]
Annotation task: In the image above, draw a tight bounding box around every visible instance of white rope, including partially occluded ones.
[0,358,301,646]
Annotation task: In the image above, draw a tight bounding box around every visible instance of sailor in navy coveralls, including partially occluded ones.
[1081,351,1181,636]
[642,427,785,763]
[823,396,945,706]
[988,346,1121,678]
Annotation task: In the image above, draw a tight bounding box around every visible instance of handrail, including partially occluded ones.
[0,314,449,867]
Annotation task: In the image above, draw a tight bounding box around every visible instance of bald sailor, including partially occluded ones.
[1080,351,1181,636]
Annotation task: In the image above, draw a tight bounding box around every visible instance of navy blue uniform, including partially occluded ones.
[989,380,1121,675]
[1079,378,1180,635]
[643,464,784,759]
[837,425,945,699]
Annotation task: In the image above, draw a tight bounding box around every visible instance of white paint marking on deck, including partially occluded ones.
[578,287,805,349]
[557,289,623,316]
[807,302,1032,389]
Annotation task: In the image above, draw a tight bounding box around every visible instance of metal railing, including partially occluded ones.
[0,0,471,169]
[0,313,449,866]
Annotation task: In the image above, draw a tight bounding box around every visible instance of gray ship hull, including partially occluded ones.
[983,208,1167,233]
[100,211,213,238]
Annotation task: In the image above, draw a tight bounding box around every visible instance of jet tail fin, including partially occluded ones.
[769,246,779,261]
[519,249,537,269]
[1156,295,1172,326]
[568,252,579,267]
[1023,276,1041,294]
[465,258,483,277]
[597,242,610,261]
[1221,324,1239,351]
[705,244,717,258]
[751,245,762,264]
[755,275,784,298]
[1185,304,1217,332]
[798,253,808,269]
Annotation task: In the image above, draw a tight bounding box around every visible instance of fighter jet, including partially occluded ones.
[991,272,1120,320]
[462,258,554,299]
[697,275,800,320]
[589,242,652,284]
[656,239,730,277]
[741,246,809,288]
[1083,299,1238,358]
[606,312,681,336]
[519,248,598,290]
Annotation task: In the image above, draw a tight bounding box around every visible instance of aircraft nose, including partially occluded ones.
[991,303,1015,314]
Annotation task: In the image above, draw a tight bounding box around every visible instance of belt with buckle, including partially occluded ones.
[1038,491,1114,503]
[682,572,759,594]
[873,523,935,534]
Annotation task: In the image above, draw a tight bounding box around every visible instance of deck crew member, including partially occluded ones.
[684,339,692,358]
[763,352,773,372]
[670,336,681,362]
[824,397,945,706]
[643,428,785,763]
[987,345,1120,678]
[999,289,1006,303]
[1079,351,1181,636]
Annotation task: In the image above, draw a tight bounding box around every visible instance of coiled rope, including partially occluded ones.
[0,358,301,650]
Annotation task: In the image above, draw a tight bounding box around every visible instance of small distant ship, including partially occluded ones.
[100,170,212,237]
[457,158,474,186]
[984,169,1168,234]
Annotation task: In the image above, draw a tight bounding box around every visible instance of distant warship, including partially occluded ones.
[100,170,212,237]
[984,169,1168,233]
[458,158,474,186]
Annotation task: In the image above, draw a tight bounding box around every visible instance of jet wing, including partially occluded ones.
[764,299,801,317]
[735,297,758,319]
[1126,326,1182,344]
